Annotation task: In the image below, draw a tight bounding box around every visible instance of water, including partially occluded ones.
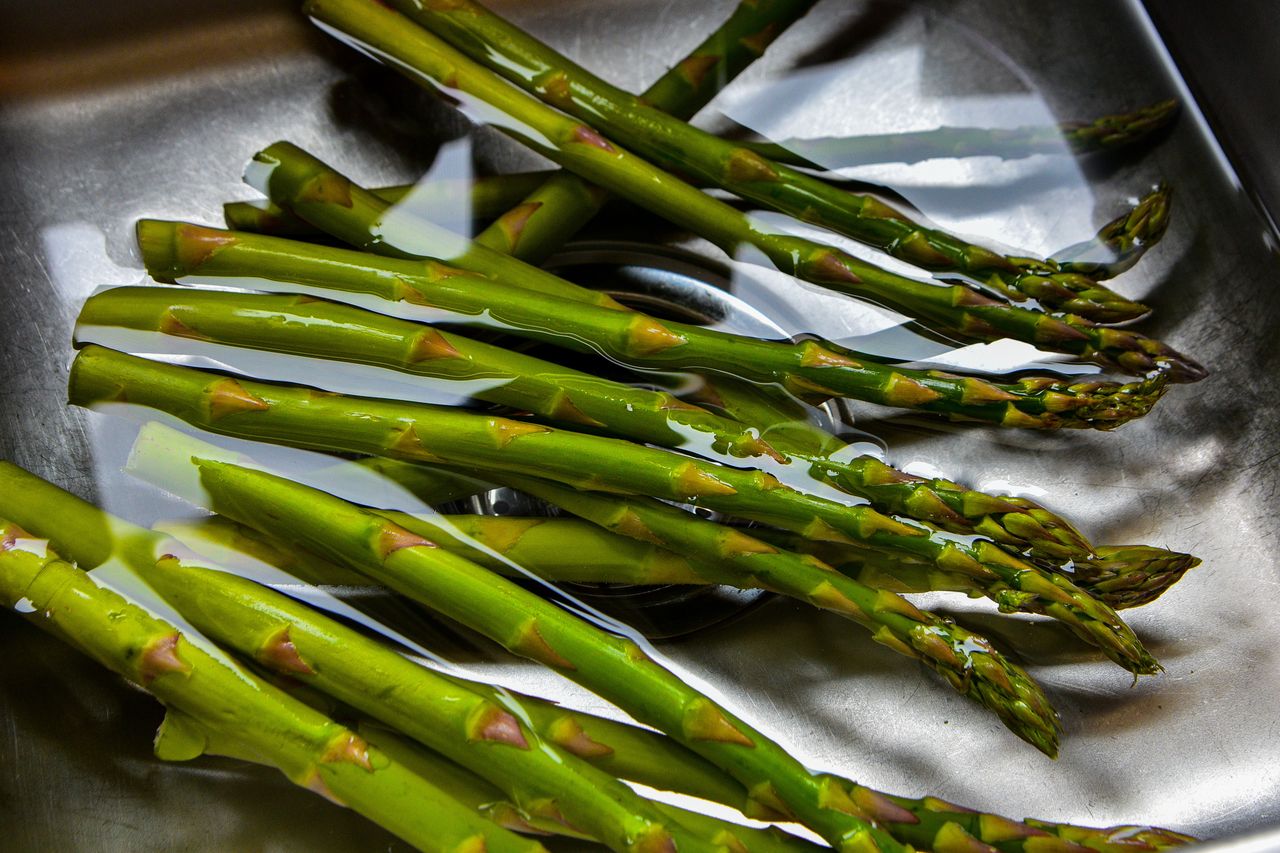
[10,0,1272,845]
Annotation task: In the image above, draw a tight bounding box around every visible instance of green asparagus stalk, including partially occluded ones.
[301,0,1202,378]
[162,457,1195,852]
[224,170,554,238]
[0,462,1190,853]
[1053,185,1173,280]
[740,100,1181,170]
[697,377,1197,598]
[471,0,819,264]
[0,523,547,853]
[137,219,1169,430]
[372,0,1172,331]
[68,346,1158,677]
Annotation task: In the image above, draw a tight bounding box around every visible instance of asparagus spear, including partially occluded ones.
[740,100,1181,170]
[137,219,1169,430]
[0,523,547,853]
[373,0,1166,329]
[1053,185,1173,280]
[470,0,819,264]
[68,346,1157,677]
[695,375,1097,564]
[301,0,1203,379]
[224,170,554,238]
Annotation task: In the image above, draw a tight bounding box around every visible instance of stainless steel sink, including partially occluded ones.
[2,0,1278,849]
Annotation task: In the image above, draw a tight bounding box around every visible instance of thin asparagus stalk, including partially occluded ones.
[224,170,554,237]
[68,346,1158,676]
[374,0,1170,330]
[471,0,819,264]
[690,377,1198,590]
[1053,185,1173,280]
[302,0,1203,378]
[695,375,1097,564]
[0,462,1190,853]
[137,219,1169,430]
[80,284,1127,561]
[740,99,1181,169]
[0,523,546,853]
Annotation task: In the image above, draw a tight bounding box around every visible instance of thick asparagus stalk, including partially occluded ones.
[68,346,1157,676]
[470,0,819,264]
[224,170,553,237]
[372,0,1170,330]
[0,524,546,853]
[1053,185,1173,280]
[302,0,1203,379]
[137,219,1169,430]
[741,100,1181,170]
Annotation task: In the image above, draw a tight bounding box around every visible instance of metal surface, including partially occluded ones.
[2,0,1279,849]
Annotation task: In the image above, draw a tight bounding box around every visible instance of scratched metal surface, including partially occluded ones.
[1,0,1278,850]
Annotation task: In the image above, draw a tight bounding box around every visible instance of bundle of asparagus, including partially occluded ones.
[0,458,1194,852]
[6,0,1209,847]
